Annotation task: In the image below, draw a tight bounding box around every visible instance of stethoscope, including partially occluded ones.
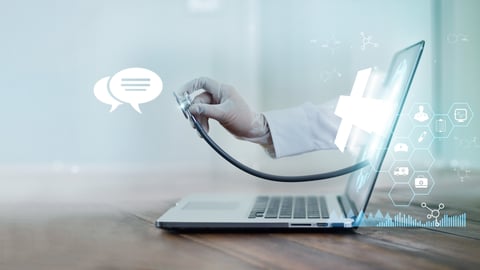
[174,92,370,182]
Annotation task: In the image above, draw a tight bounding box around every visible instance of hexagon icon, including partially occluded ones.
[390,137,412,160]
[409,126,433,149]
[429,114,453,138]
[409,103,433,126]
[389,160,413,183]
[375,171,392,187]
[410,149,435,171]
[448,102,473,126]
[388,183,414,207]
[409,171,435,195]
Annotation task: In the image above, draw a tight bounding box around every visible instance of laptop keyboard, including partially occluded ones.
[248,196,329,219]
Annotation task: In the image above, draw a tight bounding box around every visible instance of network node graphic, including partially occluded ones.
[421,202,445,227]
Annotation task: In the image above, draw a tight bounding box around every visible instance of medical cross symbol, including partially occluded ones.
[334,68,392,152]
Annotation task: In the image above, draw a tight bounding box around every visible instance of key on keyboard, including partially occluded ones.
[249,195,328,219]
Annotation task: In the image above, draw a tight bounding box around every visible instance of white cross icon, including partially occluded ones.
[334,68,393,152]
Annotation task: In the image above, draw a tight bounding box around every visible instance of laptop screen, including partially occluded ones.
[344,41,425,219]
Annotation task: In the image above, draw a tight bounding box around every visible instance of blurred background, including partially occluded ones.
[0,0,478,204]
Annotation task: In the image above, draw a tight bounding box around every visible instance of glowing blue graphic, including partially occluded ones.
[385,101,476,207]
[359,209,467,227]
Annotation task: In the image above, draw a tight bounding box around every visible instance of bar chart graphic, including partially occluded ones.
[359,210,467,227]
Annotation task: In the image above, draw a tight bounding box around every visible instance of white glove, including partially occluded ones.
[177,77,273,148]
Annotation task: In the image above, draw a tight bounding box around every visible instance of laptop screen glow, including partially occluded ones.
[344,41,425,219]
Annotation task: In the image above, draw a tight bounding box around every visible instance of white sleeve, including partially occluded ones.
[262,102,340,158]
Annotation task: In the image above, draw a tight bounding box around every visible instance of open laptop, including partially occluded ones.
[156,41,425,231]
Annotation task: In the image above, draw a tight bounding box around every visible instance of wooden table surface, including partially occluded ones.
[0,168,479,269]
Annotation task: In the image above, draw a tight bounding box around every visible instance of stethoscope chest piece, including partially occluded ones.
[174,92,192,119]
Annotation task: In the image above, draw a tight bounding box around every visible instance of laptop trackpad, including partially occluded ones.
[183,201,240,211]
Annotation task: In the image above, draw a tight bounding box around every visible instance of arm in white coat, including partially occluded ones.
[262,101,341,158]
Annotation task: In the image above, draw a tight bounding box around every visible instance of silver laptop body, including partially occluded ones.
[156,41,425,231]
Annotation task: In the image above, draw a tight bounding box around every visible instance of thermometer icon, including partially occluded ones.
[418,131,427,143]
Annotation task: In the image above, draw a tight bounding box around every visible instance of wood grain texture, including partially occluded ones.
[0,170,479,270]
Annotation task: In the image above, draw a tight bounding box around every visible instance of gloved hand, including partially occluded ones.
[177,77,273,147]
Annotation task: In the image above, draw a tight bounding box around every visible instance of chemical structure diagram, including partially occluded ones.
[446,33,470,44]
[421,202,445,227]
[450,159,472,182]
[310,35,342,54]
[320,35,342,54]
[453,166,471,182]
[360,32,379,51]
[453,136,480,150]
[319,67,342,83]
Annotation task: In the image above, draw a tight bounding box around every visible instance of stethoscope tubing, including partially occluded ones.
[175,91,370,182]
[190,114,370,182]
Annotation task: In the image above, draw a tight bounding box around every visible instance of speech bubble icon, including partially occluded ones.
[93,76,123,112]
[108,68,163,113]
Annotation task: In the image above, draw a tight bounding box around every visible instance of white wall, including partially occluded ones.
[255,0,433,173]
[432,0,480,169]
[0,0,261,172]
[5,0,476,176]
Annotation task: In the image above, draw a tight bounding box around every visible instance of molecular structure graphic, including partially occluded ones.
[360,32,379,50]
[421,202,445,227]
[319,67,342,83]
[320,35,342,54]
[446,33,469,44]
[450,159,472,182]
[453,166,471,182]
[310,35,342,54]
[453,136,480,149]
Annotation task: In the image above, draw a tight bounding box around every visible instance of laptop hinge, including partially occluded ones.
[337,195,358,219]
